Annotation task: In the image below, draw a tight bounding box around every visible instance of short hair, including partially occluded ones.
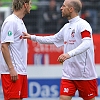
[12,0,30,11]
[68,0,82,13]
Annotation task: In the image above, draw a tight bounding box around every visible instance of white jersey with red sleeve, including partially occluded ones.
[0,14,27,75]
[31,16,97,80]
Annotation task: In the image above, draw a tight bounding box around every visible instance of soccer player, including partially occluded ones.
[22,0,98,100]
[0,0,32,100]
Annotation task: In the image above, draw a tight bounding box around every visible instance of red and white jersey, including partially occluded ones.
[31,16,97,80]
[0,14,27,75]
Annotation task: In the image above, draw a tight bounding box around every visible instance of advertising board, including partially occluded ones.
[27,34,100,65]
[0,65,100,100]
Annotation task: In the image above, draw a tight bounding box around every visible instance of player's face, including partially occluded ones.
[24,0,32,14]
[60,1,72,19]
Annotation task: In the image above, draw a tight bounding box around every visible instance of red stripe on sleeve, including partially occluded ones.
[81,30,91,38]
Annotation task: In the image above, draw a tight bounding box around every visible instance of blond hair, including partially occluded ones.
[12,0,30,11]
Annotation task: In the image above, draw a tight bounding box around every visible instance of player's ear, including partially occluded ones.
[23,2,28,8]
[69,7,73,12]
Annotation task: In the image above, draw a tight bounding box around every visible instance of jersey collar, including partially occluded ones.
[12,14,23,24]
[69,16,80,24]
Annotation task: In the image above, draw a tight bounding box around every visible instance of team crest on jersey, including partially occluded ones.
[71,29,75,38]
[8,31,12,36]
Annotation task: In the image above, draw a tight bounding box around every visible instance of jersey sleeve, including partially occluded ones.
[31,28,64,47]
[1,20,16,43]
[67,38,91,57]
[79,21,92,39]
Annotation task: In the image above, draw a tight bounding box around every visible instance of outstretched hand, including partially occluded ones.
[57,53,70,63]
[22,32,31,39]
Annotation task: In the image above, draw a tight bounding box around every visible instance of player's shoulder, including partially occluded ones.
[78,18,91,28]
[63,22,70,28]
[3,14,17,25]
[79,18,90,25]
[5,14,15,21]
[78,18,92,32]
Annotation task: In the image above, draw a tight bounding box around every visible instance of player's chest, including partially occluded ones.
[63,26,81,44]
[14,23,27,40]
[17,22,27,34]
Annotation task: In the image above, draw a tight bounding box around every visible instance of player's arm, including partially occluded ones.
[22,32,55,44]
[1,42,18,82]
[68,30,91,57]
[68,37,91,57]
[1,42,14,70]
[23,27,64,46]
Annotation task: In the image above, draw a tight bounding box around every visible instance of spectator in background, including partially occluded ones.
[23,0,39,33]
[81,0,99,33]
[57,12,68,31]
[43,0,59,33]
[81,10,92,24]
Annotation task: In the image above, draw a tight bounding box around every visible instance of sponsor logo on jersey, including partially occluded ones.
[8,31,12,36]
[71,29,75,38]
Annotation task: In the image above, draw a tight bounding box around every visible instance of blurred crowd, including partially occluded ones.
[0,0,100,34]
[81,0,100,33]
[23,0,67,34]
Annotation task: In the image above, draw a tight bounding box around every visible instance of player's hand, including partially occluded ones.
[57,53,70,63]
[9,68,18,82]
[22,32,31,39]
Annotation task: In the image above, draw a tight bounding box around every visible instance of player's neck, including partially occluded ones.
[69,13,79,20]
[13,10,25,19]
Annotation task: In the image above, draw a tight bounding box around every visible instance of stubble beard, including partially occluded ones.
[25,8,30,15]
[63,13,71,20]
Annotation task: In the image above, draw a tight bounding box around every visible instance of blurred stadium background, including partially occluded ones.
[0,0,100,100]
